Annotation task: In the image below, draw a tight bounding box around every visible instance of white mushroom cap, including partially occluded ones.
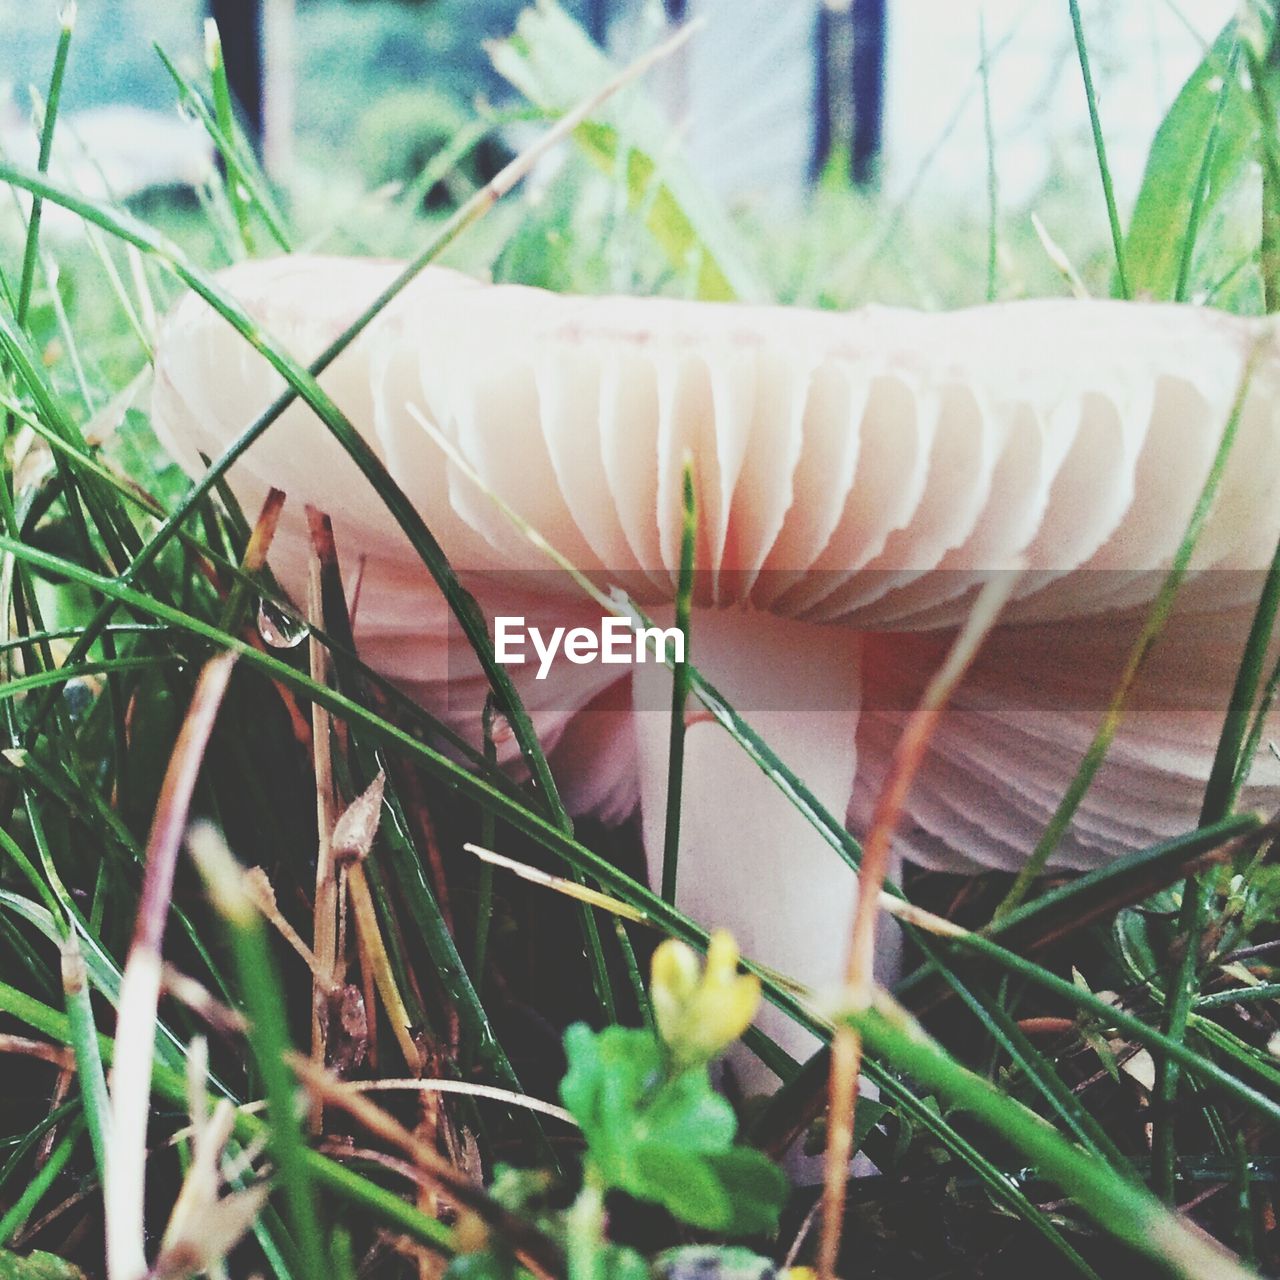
[153,255,1280,1068]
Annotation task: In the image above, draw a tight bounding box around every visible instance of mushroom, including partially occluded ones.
[153,255,1280,1072]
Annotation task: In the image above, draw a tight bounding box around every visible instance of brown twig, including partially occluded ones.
[817,573,1021,1280]
[160,963,248,1036]
[0,1035,74,1069]
[307,506,341,1116]
[291,1055,564,1279]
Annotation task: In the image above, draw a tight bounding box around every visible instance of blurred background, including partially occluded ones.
[0,0,1247,308]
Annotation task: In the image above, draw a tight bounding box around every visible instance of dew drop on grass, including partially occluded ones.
[257,599,309,648]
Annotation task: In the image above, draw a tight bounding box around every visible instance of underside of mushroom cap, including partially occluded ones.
[150,255,1280,880]
[402,271,1280,626]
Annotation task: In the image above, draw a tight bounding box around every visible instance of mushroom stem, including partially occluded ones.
[631,609,882,1084]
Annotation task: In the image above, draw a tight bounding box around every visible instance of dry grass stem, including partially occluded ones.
[355,1078,575,1127]
[464,842,649,922]
[290,1055,563,1279]
[242,865,338,993]
[0,1035,74,1069]
[106,651,236,1280]
[307,506,340,1110]
[817,571,1023,1280]
[242,487,285,574]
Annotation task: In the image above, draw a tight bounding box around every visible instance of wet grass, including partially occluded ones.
[0,3,1278,1278]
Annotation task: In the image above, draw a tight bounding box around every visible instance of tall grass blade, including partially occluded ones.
[979,12,999,302]
[843,994,1258,1280]
[660,458,696,903]
[489,0,766,301]
[15,5,73,327]
[156,41,293,254]
[1066,0,1130,298]
[189,824,327,1277]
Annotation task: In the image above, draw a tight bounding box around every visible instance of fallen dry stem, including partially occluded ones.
[290,1055,564,1279]
[242,487,285,575]
[162,962,248,1034]
[348,859,424,1076]
[356,1078,575,1127]
[818,571,1022,1280]
[465,841,958,941]
[0,1034,73,1069]
[330,770,425,1074]
[464,842,649,923]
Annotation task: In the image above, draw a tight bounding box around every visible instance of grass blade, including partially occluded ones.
[979,12,999,302]
[206,20,258,255]
[189,824,327,1277]
[843,993,1257,1280]
[489,1,766,301]
[0,1118,86,1247]
[660,458,696,904]
[15,4,73,327]
[156,39,293,254]
[61,931,111,1182]
[1067,0,1129,299]
[1200,538,1280,825]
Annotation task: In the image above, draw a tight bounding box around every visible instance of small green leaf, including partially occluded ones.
[444,1254,512,1280]
[701,1149,788,1235]
[1125,21,1247,299]
[641,1069,738,1153]
[559,1023,787,1235]
[0,1254,87,1280]
[600,1244,650,1280]
[631,1143,733,1230]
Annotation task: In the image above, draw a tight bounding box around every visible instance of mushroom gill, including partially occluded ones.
[152,255,1280,1071]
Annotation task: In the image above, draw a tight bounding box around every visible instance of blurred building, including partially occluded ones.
[594,0,1236,213]
[600,0,883,206]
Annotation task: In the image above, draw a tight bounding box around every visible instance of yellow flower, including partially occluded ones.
[651,931,761,1067]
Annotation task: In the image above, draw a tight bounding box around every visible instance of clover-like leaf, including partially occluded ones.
[559,1023,786,1236]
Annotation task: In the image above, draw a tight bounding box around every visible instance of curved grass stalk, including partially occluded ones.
[1067,0,1129,298]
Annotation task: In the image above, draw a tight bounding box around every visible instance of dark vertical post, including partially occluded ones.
[812,4,835,182]
[812,0,886,187]
[850,0,886,185]
[664,0,689,19]
[585,0,609,44]
[210,0,265,155]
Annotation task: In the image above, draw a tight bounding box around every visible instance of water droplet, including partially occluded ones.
[62,677,95,718]
[257,599,309,649]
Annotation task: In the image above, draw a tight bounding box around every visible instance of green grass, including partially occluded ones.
[0,3,1279,1278]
